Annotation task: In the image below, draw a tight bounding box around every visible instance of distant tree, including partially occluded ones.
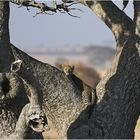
[0,0,140,139]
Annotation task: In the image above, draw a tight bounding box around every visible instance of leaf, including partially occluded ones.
[122,0,129,11]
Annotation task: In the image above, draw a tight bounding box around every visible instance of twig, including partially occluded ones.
[67,12,80,18]
[33,11,54,17]
[10,0,82,18]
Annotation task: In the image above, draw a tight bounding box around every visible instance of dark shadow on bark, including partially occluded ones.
[0,73,29,137]
[67,105,96,139]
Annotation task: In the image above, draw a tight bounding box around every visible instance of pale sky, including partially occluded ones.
[9,1,133,49]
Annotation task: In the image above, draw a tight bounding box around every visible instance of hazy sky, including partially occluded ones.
[9,1,133,49]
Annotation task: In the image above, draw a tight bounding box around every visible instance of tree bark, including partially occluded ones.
[134,1,140,35]
[0,1,46,138]
[80,0,133,46]
[10,45,89,138]
[0,1,14,72]
[89,37,140,139]
[6,103,46,139]
[65,1,139,138]
[0,73,28,137]
[0,0,140,139]
[5,104,42,139]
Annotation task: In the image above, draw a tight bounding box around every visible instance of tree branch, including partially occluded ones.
[10,0,81,17]
[0,1,10,45]
[11,59,42,107]
[11,60,49,134]
[0,1,14,72]
[134,1,140,36]
[11,0,56,12]
[80,0,133,46]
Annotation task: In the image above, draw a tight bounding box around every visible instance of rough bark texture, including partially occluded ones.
[9,60,49,139]
[0,2,28,138]
[80,0,133,46]
[10,45,92,138]
[134,1,140,35]
[0,73,28,137]
[88,37,140,139]
[0,2,45,138]
[0,62,48,139]
[0,0,140,139]
[0,2,14,72]
[4,104,43,139]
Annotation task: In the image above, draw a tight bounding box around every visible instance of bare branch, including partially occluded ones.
[67,12,80,18]
[80,0,133,46]
[10,0,56,12]
[122,0,129,11]
[10,0,81,18]
[33,11,54,18]
[67,1,80,7]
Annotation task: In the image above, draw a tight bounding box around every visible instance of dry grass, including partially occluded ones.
[135,118,140,139]
[43,119,59,139]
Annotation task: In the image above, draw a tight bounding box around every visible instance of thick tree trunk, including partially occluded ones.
[0,1,140,139]
[0,1,46,138]
[0,1,14,72]
[89,37,140,138]
[0,2,28,138]
[0,1,10,44]
[66,1,140,138]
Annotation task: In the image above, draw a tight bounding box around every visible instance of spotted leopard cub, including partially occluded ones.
[61,64,74,76]
[61,64,97,107]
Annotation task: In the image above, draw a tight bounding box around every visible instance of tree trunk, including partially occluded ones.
[89,37,140,139]
[0,1,140,139]
[0,1,14,72]
[10,45,89,138]
[0,1,47,138]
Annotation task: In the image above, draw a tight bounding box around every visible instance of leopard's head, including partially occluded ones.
[61,64,74,75]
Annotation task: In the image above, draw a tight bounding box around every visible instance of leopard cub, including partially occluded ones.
[61,64,97,108]
[61,64,74,76]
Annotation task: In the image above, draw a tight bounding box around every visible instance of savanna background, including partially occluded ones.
[10,1,140,139]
